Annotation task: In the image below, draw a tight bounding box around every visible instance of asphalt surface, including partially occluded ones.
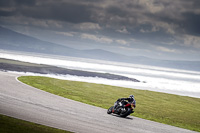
[0,71,197,133]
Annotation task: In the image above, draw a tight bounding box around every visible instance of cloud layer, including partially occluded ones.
[0,0,200,60]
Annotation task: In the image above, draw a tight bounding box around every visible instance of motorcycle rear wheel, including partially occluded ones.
[120,108,131,117]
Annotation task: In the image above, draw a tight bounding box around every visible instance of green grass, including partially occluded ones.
[0,114,72,133]
[18,76,200,132]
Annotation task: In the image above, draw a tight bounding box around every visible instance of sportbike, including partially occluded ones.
[107,100,135,117]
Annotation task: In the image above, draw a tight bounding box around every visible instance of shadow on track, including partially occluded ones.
[110,114,133,120]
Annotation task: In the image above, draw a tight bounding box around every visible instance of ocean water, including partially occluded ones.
[1,50,200,98]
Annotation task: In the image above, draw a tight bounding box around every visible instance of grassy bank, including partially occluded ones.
[18,76,200,132]
[0,114,72,133]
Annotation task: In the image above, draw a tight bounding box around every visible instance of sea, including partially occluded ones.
[1,50,200,98]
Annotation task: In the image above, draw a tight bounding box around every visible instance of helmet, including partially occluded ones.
[129,95,134,99]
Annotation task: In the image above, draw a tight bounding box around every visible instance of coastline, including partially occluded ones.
[0,58,140,82]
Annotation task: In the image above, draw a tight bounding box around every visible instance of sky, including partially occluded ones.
[0,0,200,61]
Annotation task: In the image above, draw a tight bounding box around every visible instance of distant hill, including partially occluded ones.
[0,26,83,57]
[0,26,200,71]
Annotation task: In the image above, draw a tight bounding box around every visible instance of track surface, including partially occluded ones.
[0,71,197,133]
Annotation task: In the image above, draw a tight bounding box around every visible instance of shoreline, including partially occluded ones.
[0,58,140,82]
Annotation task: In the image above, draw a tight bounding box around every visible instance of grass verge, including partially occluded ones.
[0,114,72,133]
[18,76,200,132]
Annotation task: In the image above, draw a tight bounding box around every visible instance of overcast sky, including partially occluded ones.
[0,0,200,61]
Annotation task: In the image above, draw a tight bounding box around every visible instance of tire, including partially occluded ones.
[107,106,114,114]
[119,108,131,117]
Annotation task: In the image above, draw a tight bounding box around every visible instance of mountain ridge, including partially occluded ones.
[0,26,200,71]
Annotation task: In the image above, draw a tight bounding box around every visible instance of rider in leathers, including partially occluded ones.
[114,95,136,110]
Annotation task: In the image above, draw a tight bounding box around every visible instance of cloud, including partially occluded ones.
[56,31,74,37]
[0,0,200,60]
[181,12,200,36]
[0,0,94,23]
[1,0,199,37]
[116,26,130,34]
[0,0,36,7]
[81,33,113,44]
[116,39,129,46]
[140,26,159,33]
[156,46,177,53]
[77,22,101,30]
[182,35,200,48]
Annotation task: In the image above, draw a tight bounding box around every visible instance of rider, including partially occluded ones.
[114,95,136,110]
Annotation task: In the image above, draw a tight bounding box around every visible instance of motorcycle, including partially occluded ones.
[107,100,135,117]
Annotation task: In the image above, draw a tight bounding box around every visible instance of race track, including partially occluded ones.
[0,71,197,133]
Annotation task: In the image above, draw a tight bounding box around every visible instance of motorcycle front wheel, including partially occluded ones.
[107,106,114,114]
